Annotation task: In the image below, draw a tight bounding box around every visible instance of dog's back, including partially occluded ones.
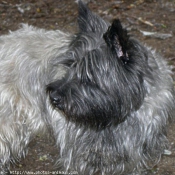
[0,24,69,173]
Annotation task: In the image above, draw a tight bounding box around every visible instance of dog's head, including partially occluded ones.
[47,1,149,129]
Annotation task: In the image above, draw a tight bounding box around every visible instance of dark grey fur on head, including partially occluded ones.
[48,1,149,130]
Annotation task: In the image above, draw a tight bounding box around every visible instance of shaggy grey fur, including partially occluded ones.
[0,25,70,173]
[0,1,174,175]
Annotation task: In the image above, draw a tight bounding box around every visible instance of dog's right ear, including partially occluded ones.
[77,0,108,34]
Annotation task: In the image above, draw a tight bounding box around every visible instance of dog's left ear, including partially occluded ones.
[77,0,108,33]
[103,19,130,64]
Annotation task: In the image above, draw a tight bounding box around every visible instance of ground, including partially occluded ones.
[0,0,175,174]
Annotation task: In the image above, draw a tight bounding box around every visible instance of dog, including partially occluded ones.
[0,1,174,175]
[0,11,70,175]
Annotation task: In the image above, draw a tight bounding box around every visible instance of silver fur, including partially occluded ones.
[0,1,174,175]
[48,49,175,175]
[0,24,70,173]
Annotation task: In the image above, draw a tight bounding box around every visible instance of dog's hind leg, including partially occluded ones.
[0,91,46,174]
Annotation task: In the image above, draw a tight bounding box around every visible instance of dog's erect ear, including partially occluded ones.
[77,0,108,33]
[103,19,130,64]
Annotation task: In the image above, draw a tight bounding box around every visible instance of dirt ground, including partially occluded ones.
[0,0,175,174]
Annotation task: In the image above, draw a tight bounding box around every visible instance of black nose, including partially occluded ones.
[49,90,64,111]
[50,90,60,103]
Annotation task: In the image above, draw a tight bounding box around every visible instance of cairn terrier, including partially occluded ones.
[0,1,174,175]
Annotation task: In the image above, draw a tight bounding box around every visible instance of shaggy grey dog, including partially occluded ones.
[0,16,69,175]
[0,1,174,175]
